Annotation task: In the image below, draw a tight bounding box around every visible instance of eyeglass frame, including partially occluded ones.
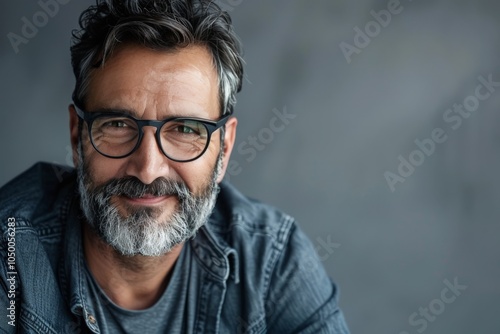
[73,104,231,163]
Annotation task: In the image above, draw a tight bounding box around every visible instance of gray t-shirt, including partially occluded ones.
[84,243,195,333]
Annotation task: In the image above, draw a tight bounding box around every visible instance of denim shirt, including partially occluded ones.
[0,162,349,333]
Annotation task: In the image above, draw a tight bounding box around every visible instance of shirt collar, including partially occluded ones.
[191,221,240,284]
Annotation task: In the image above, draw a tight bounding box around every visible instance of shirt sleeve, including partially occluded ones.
[264,222,350,333]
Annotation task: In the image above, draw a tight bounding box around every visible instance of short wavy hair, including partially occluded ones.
[70,0,244,116]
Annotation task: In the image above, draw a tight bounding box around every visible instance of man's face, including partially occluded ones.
[69,44,237,256]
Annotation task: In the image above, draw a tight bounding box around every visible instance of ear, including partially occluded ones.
[217,116,237,183]
[69,104,80,167]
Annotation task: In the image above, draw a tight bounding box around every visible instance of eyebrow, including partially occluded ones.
[89,107,206,120]
[89,107,132,115]
[91,107,141,118]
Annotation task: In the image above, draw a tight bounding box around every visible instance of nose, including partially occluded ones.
[124,127,170,185]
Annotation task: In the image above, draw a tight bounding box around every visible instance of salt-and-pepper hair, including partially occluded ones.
[70,0,244,116]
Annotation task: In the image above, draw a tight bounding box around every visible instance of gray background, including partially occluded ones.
[1,0,499,333]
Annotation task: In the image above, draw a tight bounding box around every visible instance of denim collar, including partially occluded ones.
[190,219,240,284]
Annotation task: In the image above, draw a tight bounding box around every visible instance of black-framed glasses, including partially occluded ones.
[74,104,231,162]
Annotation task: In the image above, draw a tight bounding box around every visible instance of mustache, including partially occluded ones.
[93,176,191,200]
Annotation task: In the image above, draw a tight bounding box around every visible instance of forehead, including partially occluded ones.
[85,44,220,118]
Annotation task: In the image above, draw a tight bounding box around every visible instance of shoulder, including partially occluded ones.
[207,181,306,288]
[209,181,296,250]
[208,182,348,332]
[0,162,76,235]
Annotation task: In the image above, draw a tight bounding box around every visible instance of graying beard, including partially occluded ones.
[77,147,222,256]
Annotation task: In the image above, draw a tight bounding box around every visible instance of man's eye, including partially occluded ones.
[176,125,196,134]
[162,121,206,139]
[104,120,129,128]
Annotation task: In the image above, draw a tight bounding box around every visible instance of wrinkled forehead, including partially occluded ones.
[85,44,220,119]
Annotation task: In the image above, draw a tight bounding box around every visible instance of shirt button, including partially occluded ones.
[88,314,96,325]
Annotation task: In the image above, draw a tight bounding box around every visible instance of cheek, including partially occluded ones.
[80,126,128,183]
[175,150,219,193]
[83,150,125,185]
[175,163,210,193]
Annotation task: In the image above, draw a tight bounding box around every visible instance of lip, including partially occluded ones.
[122,194,172,205]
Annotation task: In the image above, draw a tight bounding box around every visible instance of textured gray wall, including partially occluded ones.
[2,0,500,333]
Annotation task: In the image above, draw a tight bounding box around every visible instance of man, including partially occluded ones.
[0,0,349,333]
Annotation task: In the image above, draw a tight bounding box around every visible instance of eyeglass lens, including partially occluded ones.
[90,115,209,160]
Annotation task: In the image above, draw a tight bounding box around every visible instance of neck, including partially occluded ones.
[82,223,183,310]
